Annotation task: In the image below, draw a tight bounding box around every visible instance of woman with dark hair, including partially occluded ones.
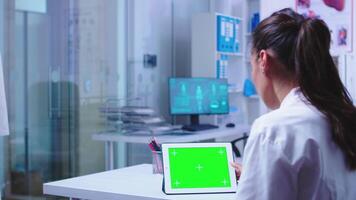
[234,8,356,199]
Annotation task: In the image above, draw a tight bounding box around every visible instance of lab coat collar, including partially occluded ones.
[280,87,303,109]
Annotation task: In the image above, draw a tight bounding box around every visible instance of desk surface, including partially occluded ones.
[44,164,238,200]
[92,125,250,144]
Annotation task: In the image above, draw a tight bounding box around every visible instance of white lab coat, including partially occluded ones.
[236,88,356,200]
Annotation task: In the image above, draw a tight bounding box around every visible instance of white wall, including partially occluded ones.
[126,0,174,165]
[74,0,118,174]
[173,0,209,78]
[346,55,356,101]
[346,0,356,102]
[260,0,294,19]
[127,0,173,121]
[0,0,3,51]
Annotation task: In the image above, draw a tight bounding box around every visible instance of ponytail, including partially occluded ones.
[295,18,356,170]
[252,8,356,170]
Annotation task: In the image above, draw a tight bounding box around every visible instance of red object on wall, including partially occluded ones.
[323,0,345,11]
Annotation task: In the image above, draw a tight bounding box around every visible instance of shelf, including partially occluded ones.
[216,51,244,56]
[191,6,262,125]
[228,88,243,94]
[247,95,259,99]
[215,12,243,21]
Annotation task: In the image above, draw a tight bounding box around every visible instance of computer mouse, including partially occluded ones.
[226,123,235,128]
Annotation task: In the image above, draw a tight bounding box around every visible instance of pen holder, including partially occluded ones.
[152,151,163,174]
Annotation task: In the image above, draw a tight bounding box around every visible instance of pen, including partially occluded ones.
[147,138,163,173]
[148,143,156,151]
[148,136,160,151]
[151,140,161,151]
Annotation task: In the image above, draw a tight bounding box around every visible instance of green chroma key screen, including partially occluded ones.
[168,147,231,189]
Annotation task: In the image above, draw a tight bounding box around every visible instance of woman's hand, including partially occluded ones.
[230,162,242,179]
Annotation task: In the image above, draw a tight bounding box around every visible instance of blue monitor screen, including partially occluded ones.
[169,78,229,115]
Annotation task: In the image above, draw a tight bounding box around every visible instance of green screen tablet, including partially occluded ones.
[162,143,237,194]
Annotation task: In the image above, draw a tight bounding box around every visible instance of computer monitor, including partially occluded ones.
[169,78,229,131]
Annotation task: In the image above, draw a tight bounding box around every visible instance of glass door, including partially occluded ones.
[9,9,78,197]
[3,0,124,198]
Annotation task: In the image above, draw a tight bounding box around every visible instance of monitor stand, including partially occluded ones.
[181,114,219,131]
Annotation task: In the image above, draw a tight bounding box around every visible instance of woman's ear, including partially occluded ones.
[258,50,268,75]
[258,50,272,76]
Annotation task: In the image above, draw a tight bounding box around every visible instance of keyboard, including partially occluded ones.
[181,124,219,131]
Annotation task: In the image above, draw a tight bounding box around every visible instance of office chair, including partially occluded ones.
[231,135,249,158]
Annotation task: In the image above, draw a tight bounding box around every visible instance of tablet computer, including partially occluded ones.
[162,143,237,194]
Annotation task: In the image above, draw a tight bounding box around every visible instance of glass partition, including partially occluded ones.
[1,0,126,198]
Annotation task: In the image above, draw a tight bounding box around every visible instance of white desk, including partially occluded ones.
[44,164,238,200]
[92,125,250,170]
